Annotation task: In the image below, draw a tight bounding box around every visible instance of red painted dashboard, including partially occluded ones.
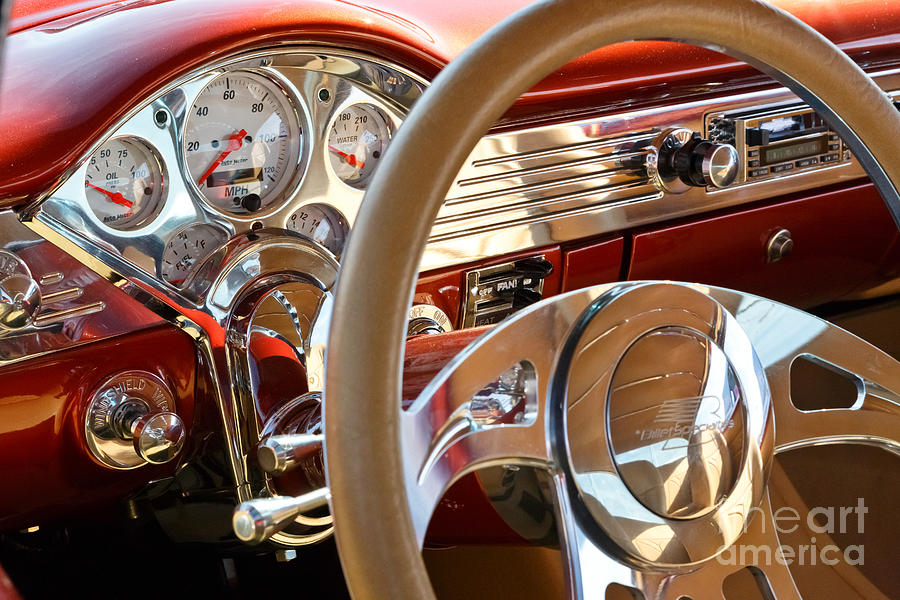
[1,0,900,563]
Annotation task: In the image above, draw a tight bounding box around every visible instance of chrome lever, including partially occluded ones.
[257,433,323,475]
[232,488,331,544]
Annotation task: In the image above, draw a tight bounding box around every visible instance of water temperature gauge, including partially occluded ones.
[84,137,165,230]
[327,103,392,187]
[160,224,227,286]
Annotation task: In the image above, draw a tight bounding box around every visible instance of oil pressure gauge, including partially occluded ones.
[84,137,165,230]
[327,103,392,187]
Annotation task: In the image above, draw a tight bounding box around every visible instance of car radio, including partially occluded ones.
[706,104,851,185]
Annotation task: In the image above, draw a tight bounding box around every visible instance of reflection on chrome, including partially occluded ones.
[396,281,900,598]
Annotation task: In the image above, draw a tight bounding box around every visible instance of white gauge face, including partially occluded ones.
[327,104,391,187]
[160,224,227,286]
[286,204,348,256]
[184,71,302,214]
[84,138,164,230]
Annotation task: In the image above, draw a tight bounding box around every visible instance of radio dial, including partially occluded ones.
[648,129,739,193]
[670,133,739,189]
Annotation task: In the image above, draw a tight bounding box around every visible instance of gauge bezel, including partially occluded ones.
[182,68,309,220]
[84,136,168,232]
[326,102,394,189]
[285,203,350,259]
[159,222,230,288]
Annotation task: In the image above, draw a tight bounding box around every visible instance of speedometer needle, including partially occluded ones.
[84,182,134,208]
[328,145,365,169]
[197,128,248,186]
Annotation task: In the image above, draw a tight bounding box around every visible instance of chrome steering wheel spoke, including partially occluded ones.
[395,281,900,596]
[400,291,591,545]
[654,493,801,600]
[710,288,900,456]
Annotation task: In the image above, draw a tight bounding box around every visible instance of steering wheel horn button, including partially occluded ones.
[608,327,747,520]
[555,283,772,567]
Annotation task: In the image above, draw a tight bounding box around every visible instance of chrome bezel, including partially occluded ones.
[326,101,395,189]
[159,222,230,288]
[284,202,349,259]
[84,135,169,232]
[182,68,308,219]
[34,48,417,292]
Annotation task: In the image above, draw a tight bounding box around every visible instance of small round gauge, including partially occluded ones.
[84,137,165,230]
[160,224,228,286]
[327,104,392,187]
[286,204,348,256]
[183,71,302,215]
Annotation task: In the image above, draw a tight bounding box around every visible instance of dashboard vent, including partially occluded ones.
[431,130,660,244]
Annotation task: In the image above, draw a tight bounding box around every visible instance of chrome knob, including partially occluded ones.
[257,433,323,475]
[766,228,794,263]
[699,142,740,188]
[649,129,739,192]
[232,488,330,544]
[407,304,452,336]
[0,274,41,331]
[131,411,186,464]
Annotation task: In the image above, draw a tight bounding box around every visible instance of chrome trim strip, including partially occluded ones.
[419,68,900,271]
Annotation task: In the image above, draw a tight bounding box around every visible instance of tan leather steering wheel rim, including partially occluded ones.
[324,0,900,598]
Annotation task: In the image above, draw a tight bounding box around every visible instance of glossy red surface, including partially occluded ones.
[627,182,899,308]
[0,324,197,531]
[561,237,625,292]
[2,0,900,205]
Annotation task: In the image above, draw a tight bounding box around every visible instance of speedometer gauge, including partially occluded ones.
[184,71,302,215]
[327,104,392,187]
[84,137,164,230]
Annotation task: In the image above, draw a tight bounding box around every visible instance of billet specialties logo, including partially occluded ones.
[637,395,735,444]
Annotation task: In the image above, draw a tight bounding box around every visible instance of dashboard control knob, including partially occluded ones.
[85,371,184,469]
[407,304,453,336]
[766,228,794,263]
[648,128,739,193]
[0,274,41,331]
[232,488,331,544]
[257,433,323,475]
[670,134,739,189]
[132,411,186,464]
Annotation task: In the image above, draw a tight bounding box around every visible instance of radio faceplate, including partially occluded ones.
[706,104,851,186]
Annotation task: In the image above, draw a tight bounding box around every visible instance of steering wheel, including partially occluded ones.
[324,0,900,597]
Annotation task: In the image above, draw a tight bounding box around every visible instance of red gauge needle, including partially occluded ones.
[328,145,365,169]
[84,182,134,208]
[197,128,248,186]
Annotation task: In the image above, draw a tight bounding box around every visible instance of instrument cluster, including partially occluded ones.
[39,50,422,291]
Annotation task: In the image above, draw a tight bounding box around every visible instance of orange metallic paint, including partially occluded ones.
[1,0,900,205]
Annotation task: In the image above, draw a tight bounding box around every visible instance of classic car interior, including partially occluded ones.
[1,0,900,597]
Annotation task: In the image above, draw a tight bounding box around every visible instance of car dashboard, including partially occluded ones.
[2,0,900,596]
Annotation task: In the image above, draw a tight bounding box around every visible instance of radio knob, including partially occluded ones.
[650,129,739,192]
[671,133,739,189]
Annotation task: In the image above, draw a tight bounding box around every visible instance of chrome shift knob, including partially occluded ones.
[257,433,323,475]
[232,488,330,544]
